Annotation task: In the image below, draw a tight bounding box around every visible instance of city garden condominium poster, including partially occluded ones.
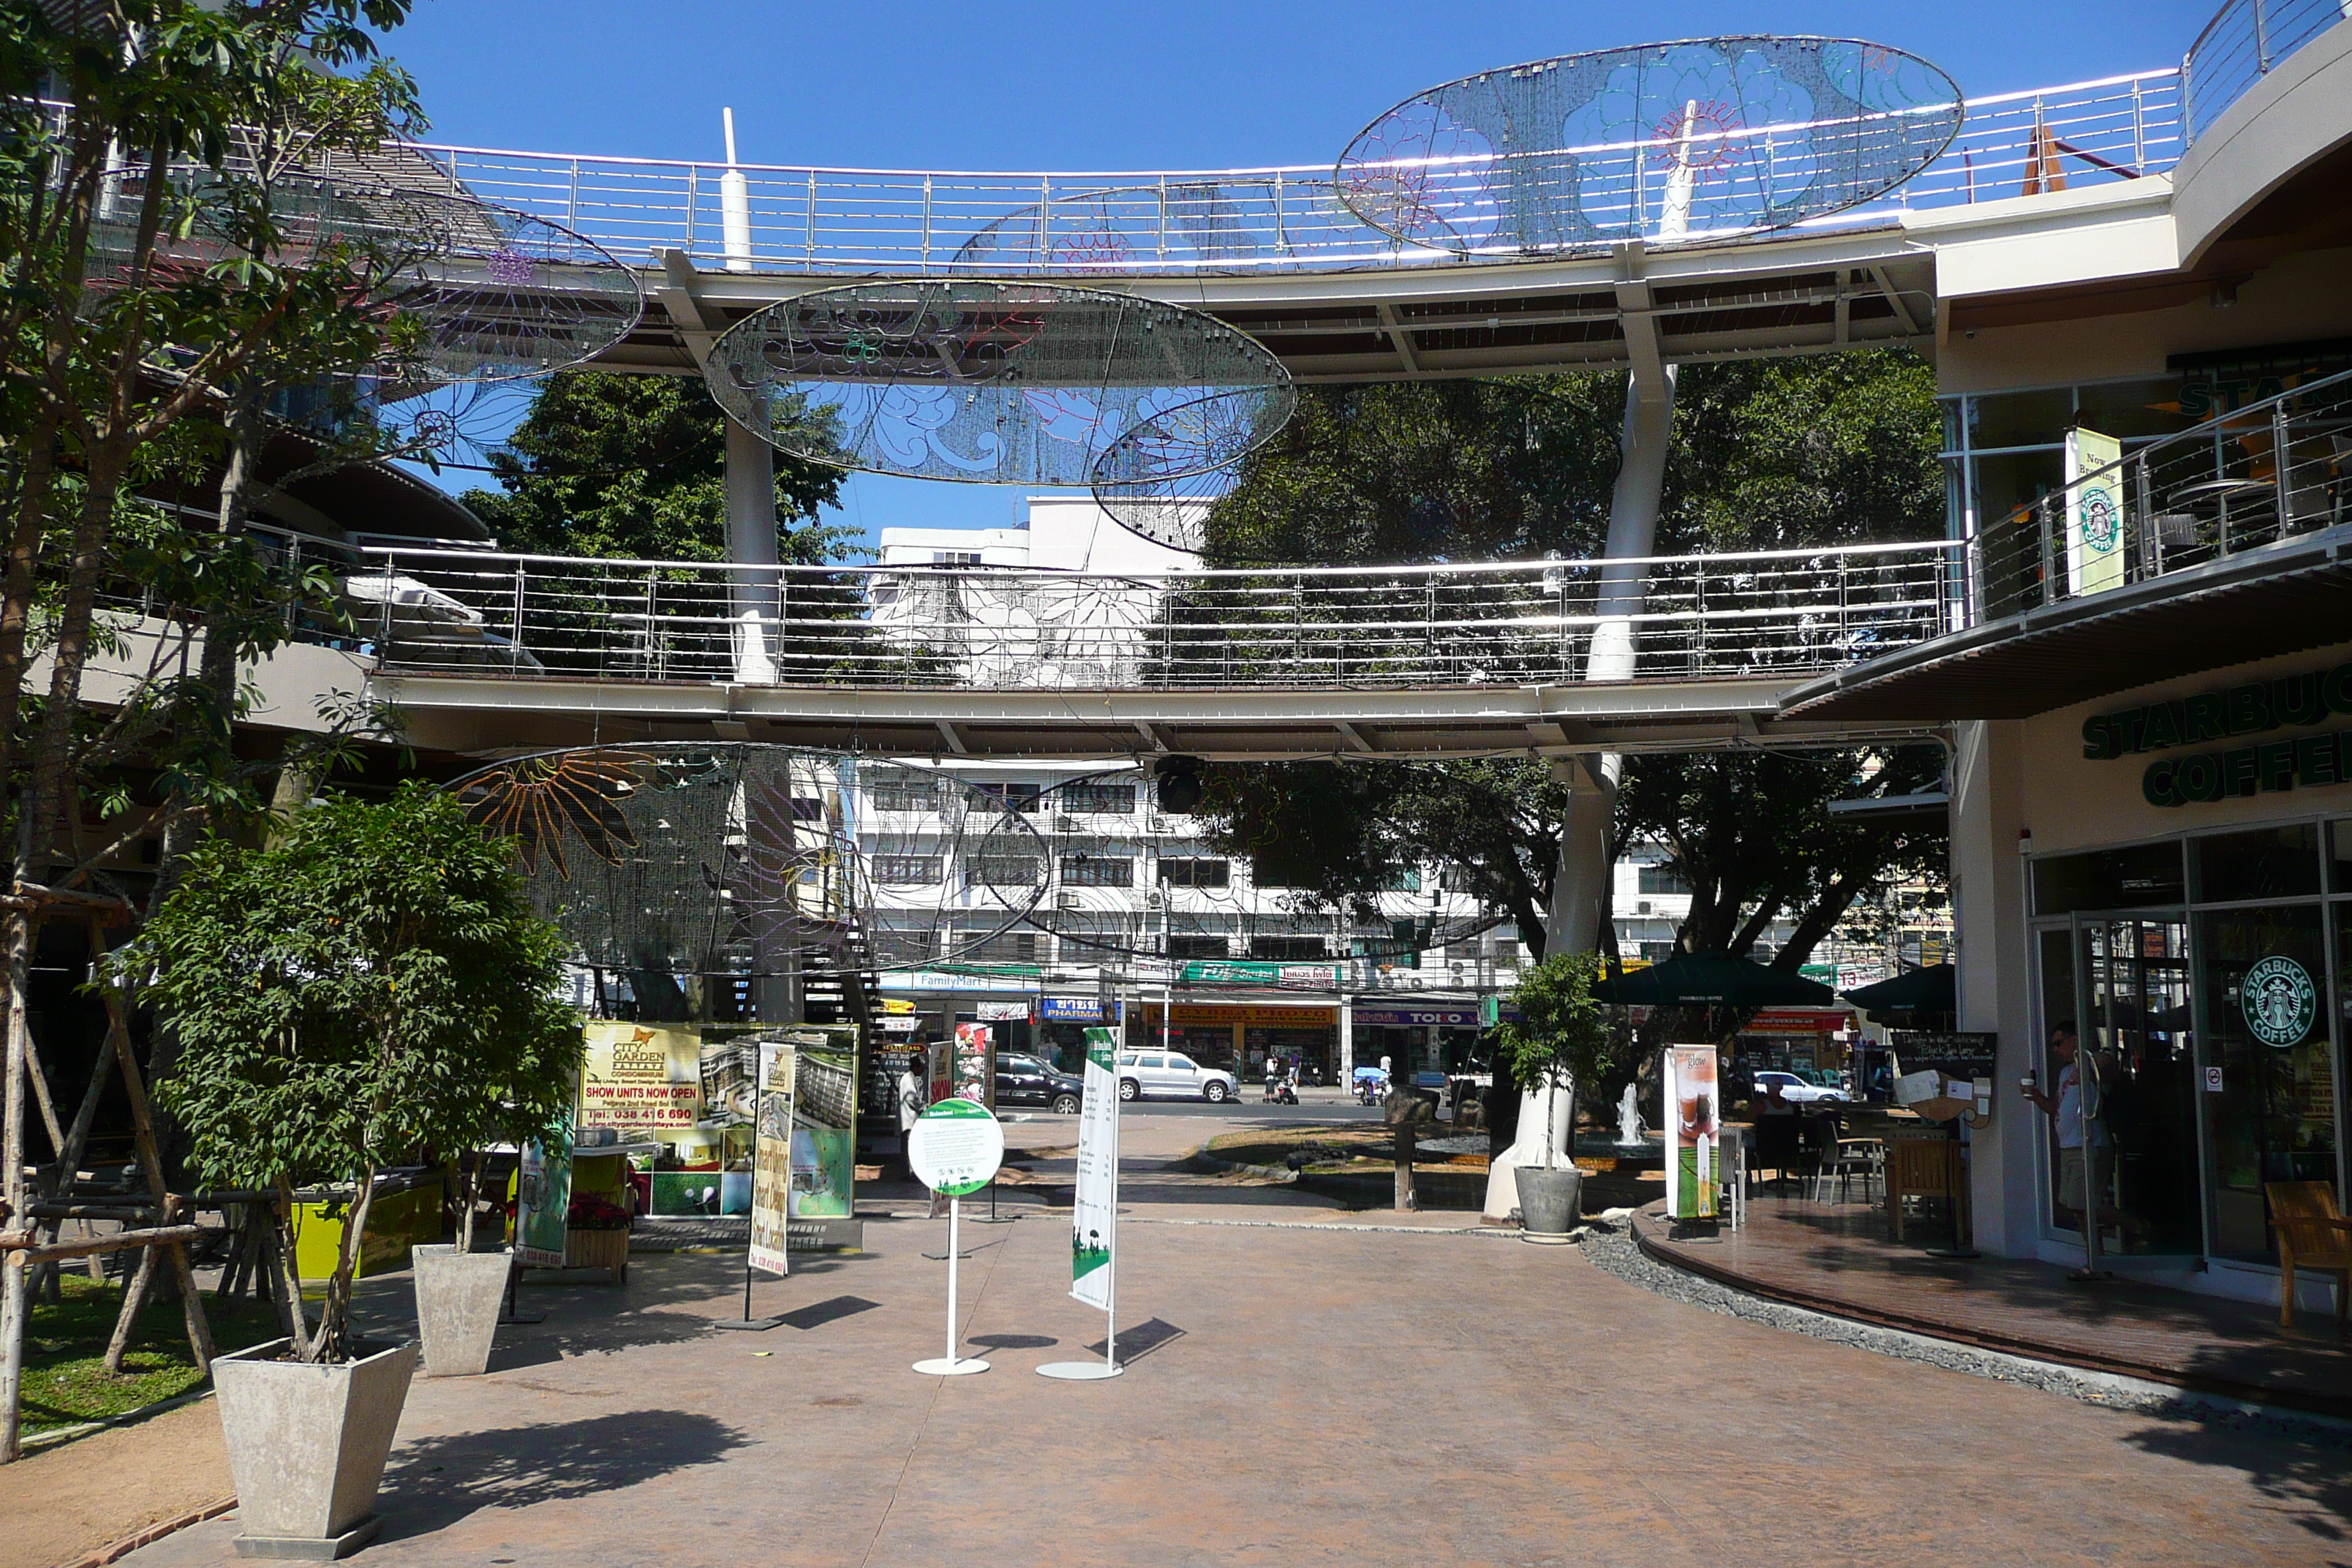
[1071,1027,1120,1309]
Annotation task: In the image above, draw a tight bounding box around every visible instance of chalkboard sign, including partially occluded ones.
[1891,1030,1997,1079]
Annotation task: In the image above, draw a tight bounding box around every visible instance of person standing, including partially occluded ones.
[894,1052,927,1183]
[2024,1021,2115,1245]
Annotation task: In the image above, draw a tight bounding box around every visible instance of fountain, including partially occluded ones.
[1616,1084,1646,1148]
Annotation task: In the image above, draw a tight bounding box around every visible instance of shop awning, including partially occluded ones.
[1840,964,1956,1014]
[1591,951,1838,1007]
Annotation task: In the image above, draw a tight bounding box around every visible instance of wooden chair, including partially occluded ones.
[2265,1181,2352,1330]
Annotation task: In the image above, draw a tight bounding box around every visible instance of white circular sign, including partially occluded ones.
[906,1098,1005,1196]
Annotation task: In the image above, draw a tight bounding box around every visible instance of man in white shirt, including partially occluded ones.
[2024,1022,2113,1237]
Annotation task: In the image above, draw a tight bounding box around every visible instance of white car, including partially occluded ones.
[1114,1050,1238,1104]
[1752,1069,1849,1104]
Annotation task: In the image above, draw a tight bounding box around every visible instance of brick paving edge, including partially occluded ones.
[1597,1210,2352,1443]
[62,1494,237,1568]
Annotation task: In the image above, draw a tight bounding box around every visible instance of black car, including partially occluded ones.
[993,1052,1086,1114]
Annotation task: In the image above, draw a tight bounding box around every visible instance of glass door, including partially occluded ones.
[2196,903,2334,1262]
[2076,917,2204,1256]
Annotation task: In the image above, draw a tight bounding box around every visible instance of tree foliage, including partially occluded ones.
[137,786,581,1362]
[1196,353,1948,973]
[1493,951,1614,1161]
[461,372,851,562]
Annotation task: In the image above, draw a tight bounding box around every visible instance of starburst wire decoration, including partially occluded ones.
[460,748,649,878]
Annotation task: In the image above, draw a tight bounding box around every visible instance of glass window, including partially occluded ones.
[1639,863,1693,894]
[1140,1055,1166,1069]
[2033,843,2186,915]
[873,855,942,884]
[1060,783,1137,815]
[2196,903,2336,1262]
[1169,1057,1196,1071]
[1169,934,1230,960]
[2329,821,2352,893]
[1966,386,2078,450]
[1061,856,1133,888]
[1159,858,1230,889]
[2193,824,2321,904]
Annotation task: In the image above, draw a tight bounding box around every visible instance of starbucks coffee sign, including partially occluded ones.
[2079,659,2352,808]
[2241,956,2316,1049]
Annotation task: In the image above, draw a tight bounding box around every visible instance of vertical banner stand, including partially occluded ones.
[720,1034,794,1329]
[907,1098,1002,1376]
[1042,1028,1124,1380]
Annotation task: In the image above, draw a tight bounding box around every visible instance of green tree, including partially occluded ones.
[135,786,582,1364]
[461,372,851,562]
[1493,951,1614,1164]
[1195,352,1948,972]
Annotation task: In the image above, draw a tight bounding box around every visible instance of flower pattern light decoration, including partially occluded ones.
[703,279,1294,486]
[1335,36,1961,257]
[459,747,649,879]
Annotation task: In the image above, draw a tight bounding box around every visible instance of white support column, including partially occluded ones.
[1950,719,2037,1257]
[725,418,781,685]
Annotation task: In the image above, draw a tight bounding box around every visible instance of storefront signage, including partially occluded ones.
[2242,956,2317,1049]
[1352,1006,1480,1028]
[2080,661,2352,808]
[976,1000,1030,1021]
[1743,1009,1849,1036]
[878,970,1043,995]
[1180,960,1338,989]
[1145,1003,1338,1028]
[1040,997,1116,1022]
[1890,1030,1998,1079]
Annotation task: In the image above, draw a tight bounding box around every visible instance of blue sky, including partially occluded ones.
[383,0,2217,550]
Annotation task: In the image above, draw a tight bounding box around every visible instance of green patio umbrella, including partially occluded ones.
[1590,950,1839,1007]
[1839,964,1956,1014]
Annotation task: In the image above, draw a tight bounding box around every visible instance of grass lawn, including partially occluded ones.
[22,1273,284,1433]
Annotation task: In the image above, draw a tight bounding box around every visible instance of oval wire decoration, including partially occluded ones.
[448,745,1048,981]
[1088,390,1269,552]
[83,171,642,385]
[703,279,1294,486]
[1336,37,1962,256]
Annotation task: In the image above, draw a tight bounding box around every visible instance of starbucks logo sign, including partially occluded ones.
[2242,955,2316,1049]
[2080,483,2119,553]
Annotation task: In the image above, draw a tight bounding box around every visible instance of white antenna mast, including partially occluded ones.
[721,107,753,274]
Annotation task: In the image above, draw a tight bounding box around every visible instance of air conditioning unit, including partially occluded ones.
[1147,816,1169,834]
[1637,901,1652,915]
[1055,816,1081,834]
[1146,890,1165,909]
[1057,893,1081,911]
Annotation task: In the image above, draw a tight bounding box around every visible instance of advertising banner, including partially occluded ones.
[1071,1027,1120,1309]
[1180,960,1338,990]
[2065,425,2125,599]
[1352,1005,1480,1028]
[787,1024,858,1219]
[976,1000,1030,1021]
[952,1021,995,1107]
[581,1022,704,1134]
[749,1036,797,1276]
[514,1120,573,1267]
[1664,1045,1721,1223]
[1041,997,1116,1022]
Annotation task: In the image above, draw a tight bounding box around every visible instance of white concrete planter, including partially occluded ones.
[213,1337,418,1560]
[412,1244,511,1376]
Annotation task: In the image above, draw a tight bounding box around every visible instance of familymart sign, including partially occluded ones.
[2082,660,2352,807]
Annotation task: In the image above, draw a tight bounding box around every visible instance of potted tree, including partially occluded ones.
[137,785,581,1556]
[1492,951,1613,1243]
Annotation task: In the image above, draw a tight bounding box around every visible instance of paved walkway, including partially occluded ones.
[73,1215,2352,1565]
[1633,1196,2352,1417]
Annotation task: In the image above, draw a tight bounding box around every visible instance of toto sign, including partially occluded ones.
[2242,955,2316,1049]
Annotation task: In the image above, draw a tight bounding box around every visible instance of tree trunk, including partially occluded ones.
[1393,1123,1418,1213]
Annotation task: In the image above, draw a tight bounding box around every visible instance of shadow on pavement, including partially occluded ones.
[968,1332,1058,1350]
[1089,1317,1183,1363]
[377,1409,753,1539]
[777,1295,881,1332]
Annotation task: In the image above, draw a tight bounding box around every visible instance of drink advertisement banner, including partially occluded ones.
[515,1119,573,1267]
[581,1022,704,1133]
[1665,1045,1721,1223]
[952,1021,994,1107]
[1071,1027,1120,1309]
[749,1036,797,1276]
[786,1024,857,1219]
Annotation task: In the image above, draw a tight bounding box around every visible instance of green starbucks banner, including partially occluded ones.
[2065,426,2124,599]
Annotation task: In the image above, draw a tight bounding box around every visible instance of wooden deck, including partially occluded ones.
[1632,1195,2352,1418]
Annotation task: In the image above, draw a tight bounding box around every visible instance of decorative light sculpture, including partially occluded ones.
[701,279,1294,486]
[1336,37,1962,255]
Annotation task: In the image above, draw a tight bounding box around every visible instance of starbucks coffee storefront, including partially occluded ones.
[1951,642,2352,1304]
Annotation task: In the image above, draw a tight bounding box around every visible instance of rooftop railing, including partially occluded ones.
[358,70,2178,279]
[2184,0,2349,143]
[325,538,1964,693]
[1969,364,2352,622]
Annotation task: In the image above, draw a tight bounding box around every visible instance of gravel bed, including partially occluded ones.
[1580,1214,2352,1445]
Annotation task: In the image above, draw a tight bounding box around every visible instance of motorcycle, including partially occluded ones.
[1267,1074,1299,1106]
[1352,1068,1388,1106]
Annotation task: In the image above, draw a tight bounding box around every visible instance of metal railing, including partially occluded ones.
[365,70,2179,279]
[2184,0,2350,143]
[1969,365,2352,622]
[340,538,1964,693]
